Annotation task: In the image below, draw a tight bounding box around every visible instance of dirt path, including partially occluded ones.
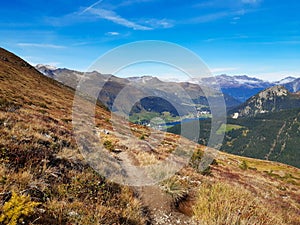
[135,186,197,225]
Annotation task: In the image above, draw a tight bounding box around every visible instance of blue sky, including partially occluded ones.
[1,0,300,81]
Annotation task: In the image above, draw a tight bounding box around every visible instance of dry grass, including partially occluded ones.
[136,151,159,166]
[193,181,285,225]
[211,153,300,225]
[0,48,148,224]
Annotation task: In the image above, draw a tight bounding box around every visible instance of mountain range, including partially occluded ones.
[35,65,240,117]
[229,85,300,118]
[36,64,300,105]
[221,86,300,168]
[169,85,300,168]
[198,74,300,102]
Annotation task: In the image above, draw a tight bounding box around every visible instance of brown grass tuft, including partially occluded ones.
[193,181,285,225]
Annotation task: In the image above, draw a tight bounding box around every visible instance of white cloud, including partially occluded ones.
[187,10,245,24]
[194,0,262,9]
[80,0,151,30]
[105,31,120,36]
[87,7,152,30]
[80,0,171,31]
[17,43,65,49]
[143,18,174,29]
[80,0,104,14]
[204,35,248,42]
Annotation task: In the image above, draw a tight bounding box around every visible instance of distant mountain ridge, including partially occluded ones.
[274,76,297,85]
[222,86,300,167]
[199,74,272,89]
[168,85,300,168]
[35,65,241,116]
[229,86,300,118]
[197,74,299,102]
[282,78,300,92]
[36,64,300,104]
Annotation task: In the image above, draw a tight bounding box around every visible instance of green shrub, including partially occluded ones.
[103,140,114,151]
[239,160,249,170]
[139,134,145,140]
[201,166,212,176]
[189,148,204,170]
[161,177,188,205]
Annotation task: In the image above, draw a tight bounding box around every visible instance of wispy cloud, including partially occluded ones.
[80,0,104,14]
[47,0,171,30]
[105,31,120,36]
[143,18,174,29]
[88,7,152,30]
[194,0,262,9]
[187,10,245,24]
[80,0,152,30]
[17,43,65,49]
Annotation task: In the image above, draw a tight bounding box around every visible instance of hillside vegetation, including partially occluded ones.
[221,110,300,168]
[169,86,300,168]
[0,48,147,224]
[0,48,300,224]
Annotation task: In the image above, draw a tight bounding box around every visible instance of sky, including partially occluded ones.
[1,0,300,81]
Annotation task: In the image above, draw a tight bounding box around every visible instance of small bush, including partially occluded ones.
[161,177,188,205]
[103,140,114,151]
[239,160,249,170]
[200,166,212,176]
[189,148,204,169]
[0,191,40,225]
[0,98,20,112]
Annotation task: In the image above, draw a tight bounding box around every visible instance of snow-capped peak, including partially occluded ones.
[127,75,161,84]
[198,74,271,89]
[274,76,297,85]
[36,64,57,70]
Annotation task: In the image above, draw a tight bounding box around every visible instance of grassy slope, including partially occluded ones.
[0,48,299,225]
[0,48,146,224]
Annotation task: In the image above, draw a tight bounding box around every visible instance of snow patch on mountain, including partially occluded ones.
[274,76,297,85]
[127,76,162,84]
[36,64,57,71]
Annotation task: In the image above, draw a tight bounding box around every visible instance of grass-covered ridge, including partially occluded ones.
[0,48,147,224]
